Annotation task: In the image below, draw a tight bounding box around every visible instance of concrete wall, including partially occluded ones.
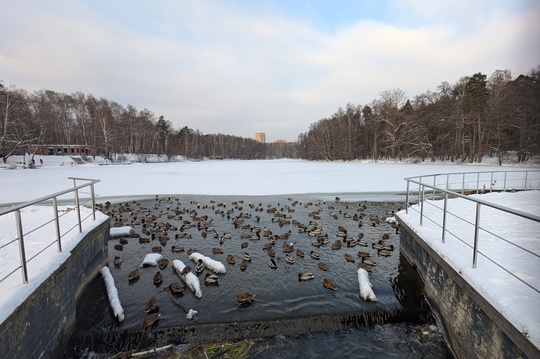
[397,216,538,359]
[0,219,109,359]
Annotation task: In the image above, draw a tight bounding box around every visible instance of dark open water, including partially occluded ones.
[66,194,452,358]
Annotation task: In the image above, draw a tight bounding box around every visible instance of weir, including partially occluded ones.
[66,194,442,356]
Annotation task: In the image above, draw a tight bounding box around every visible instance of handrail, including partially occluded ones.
[0,177,100,284]
[402,169,540,295]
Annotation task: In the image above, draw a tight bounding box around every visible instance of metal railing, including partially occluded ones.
[403,169,540,295]
[0,177,100,284]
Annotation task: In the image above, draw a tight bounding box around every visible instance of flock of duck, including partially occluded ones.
[100,195,401,330]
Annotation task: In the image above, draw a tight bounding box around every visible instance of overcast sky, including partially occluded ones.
[2,0,539,142]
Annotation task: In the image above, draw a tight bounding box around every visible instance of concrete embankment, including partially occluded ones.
[0,219,109,359]
[397,215,539,359]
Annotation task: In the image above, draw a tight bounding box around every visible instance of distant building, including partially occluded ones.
[255,132,266,143]
[28,144,92,156]
[273,139,288,144]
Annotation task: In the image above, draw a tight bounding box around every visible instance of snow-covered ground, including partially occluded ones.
[0,155,539,351]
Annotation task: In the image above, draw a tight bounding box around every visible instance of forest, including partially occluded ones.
[1,66,539,164]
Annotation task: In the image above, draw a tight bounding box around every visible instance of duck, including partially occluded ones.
[357,251,371,258]
[296,248,304,258]
[240,260,248,272]
[268,248,276,257]
[242,252,251,262]
[282,242,294,253]
[226,254,235,265]
[195,259,205,273]
[357,262,373,272]
[142,312,161,330]
[153,271,163,285]
[145,296,159,313]
[180,266,192,276]
[318,262,330,271]
[128,268,140,281]
[158,258,169,270]
[347,240,358,248]
[362,258,377,266]
[236,292,256,307]
[169,282,183,294]
[212,247,224,254]
[241,242,249,249]
[298,272,314,281]
[268,258,278,269]
[310,251,320,260]
[323,278,337,291]
[113,255,123,266]
[119,238,128,245]
[285,254,294,264]
[262,242,273,250]
[114,244,123,251]
[331,240,342,250]
[204,273,219,286]
[151,246,162,253]
[171,245,184,253]
[344,253,355,263]
[378,249,392,257]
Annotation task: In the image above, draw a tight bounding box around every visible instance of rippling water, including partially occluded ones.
[67,194,452,358]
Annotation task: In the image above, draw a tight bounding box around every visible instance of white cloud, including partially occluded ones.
[1,0,539,142]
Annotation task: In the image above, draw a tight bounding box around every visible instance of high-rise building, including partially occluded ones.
[255,132,266,143]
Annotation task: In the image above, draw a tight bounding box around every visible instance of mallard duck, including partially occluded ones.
[151,246,162,253]
[318,262,330,271]
[226,254,235,265]
[285,254,295,264]
[372,243,384,250]
[241,242,249,249]
[357,262,373,272]
[344,253,355,263]
[119,238,128,245]
[142,312,161,330]
[262,242,273,250]
[212,247,224,254]
[362,258,377,266]
[171,245,184,253]
[357,251,370,258]
[153,271,163,285]
[114,255,123,266]
[236,292,256,307]
[240,260,248,272]
[323,278,337,291]
[347,240,358,248]
[187,248,197,255]
[383,244,395,251]
[114,244,123,251]
[268,258,278,269]
[298,272,314,281]
[242,252,251,262]
[296,248,304,257]
[195,259,205,273]
[282,242,294,253]
[180,266,192,276]
[331,240,342,250]
[357,240,368,247]
[128,268,140,281]
[169,282,183,294]
[268,248,276,257]
[310,251,320,260]
[145,296,159,313]
[382,233,390,240]
[378,249,392,257]
[204,273,219,286]
[158,258,169,270]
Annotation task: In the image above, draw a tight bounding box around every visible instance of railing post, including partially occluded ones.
[446,174,449,191]
[405,180,410,214]
[524,171,529,190]
[476,172,480,194]
[462,173,465,195]
[91,182,97,221]
[490,172,494,193]
[15,210,29,284]
[442,193,448,243]
[503,172,507,192]
[472,203,481,268]
[74,187,82,233]
[420,185,425,226]
[53,197,62,252]
[432,176,436,200]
